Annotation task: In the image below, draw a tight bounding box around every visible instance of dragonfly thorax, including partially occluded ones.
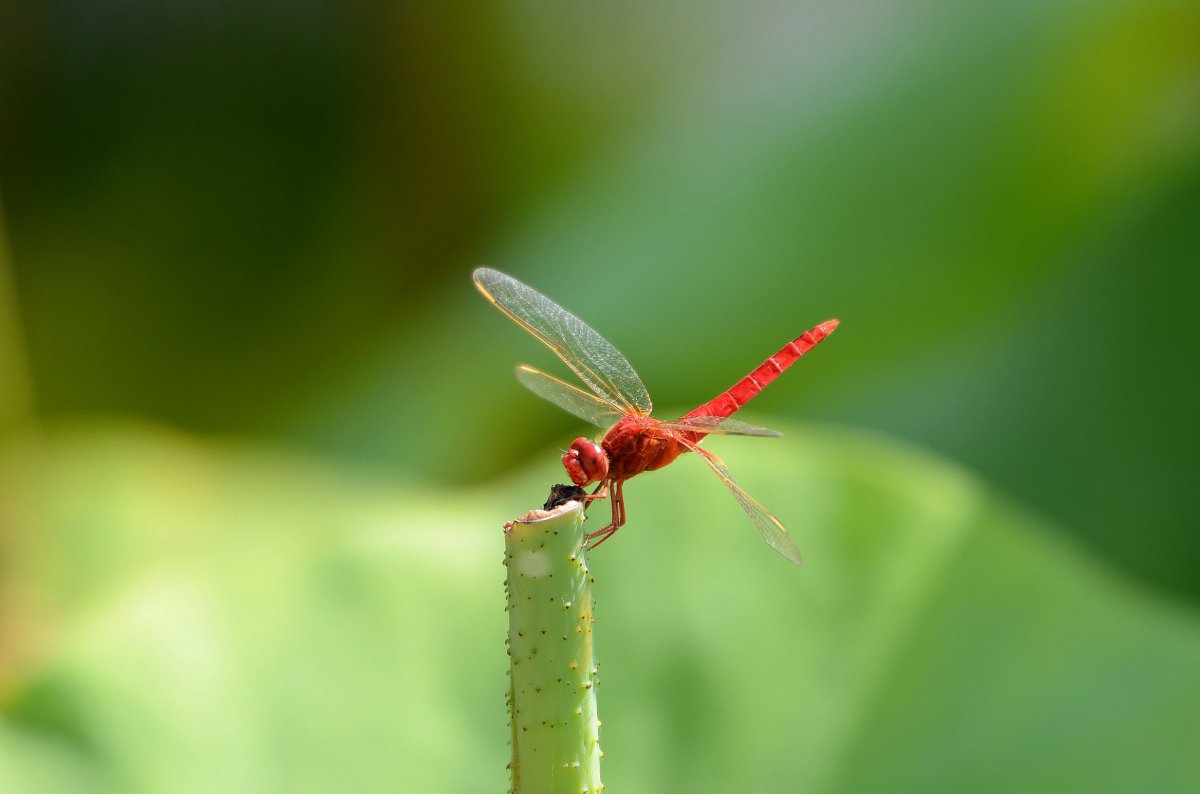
[601,416,688,481]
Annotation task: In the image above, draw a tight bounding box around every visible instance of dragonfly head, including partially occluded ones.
[563,437,608,486]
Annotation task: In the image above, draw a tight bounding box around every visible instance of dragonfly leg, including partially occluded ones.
[581,481,608,513]
[584,480,625,550]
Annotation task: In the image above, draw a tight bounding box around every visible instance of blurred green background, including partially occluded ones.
[1,1,1198,792]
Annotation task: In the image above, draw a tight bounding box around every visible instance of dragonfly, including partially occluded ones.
[473,267,838,564]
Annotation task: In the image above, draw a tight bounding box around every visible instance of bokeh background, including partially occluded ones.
[2,2,1199,792]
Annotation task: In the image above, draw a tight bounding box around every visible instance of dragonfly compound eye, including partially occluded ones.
[562,437,608,486]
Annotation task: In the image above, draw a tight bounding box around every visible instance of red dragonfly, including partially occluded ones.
[473,267,838,564]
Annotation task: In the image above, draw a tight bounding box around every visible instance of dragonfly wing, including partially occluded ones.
[515,365,626,428]
[474,268,652,417]
[679,437,803,565]
[660,415,782,437]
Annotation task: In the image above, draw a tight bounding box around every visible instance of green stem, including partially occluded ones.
[504,500,603,793]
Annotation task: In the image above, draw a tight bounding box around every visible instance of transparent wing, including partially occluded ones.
[659,415,782,438]
[474,268,651,417]
[515,365,626,429]
[679,437,802,565]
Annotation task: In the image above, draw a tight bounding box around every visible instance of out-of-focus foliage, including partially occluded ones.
[1,423,1198,793]
[1,0,1198,790]
[2,0,1197,598]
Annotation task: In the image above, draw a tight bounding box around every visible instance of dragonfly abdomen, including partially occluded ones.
[681,319,839,421]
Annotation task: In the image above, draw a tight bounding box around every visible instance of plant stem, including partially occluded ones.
[504,499,603,793]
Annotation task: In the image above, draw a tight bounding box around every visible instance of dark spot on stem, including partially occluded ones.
[544,483,586,509]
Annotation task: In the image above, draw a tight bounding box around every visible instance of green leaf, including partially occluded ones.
[1,420,1197,792]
